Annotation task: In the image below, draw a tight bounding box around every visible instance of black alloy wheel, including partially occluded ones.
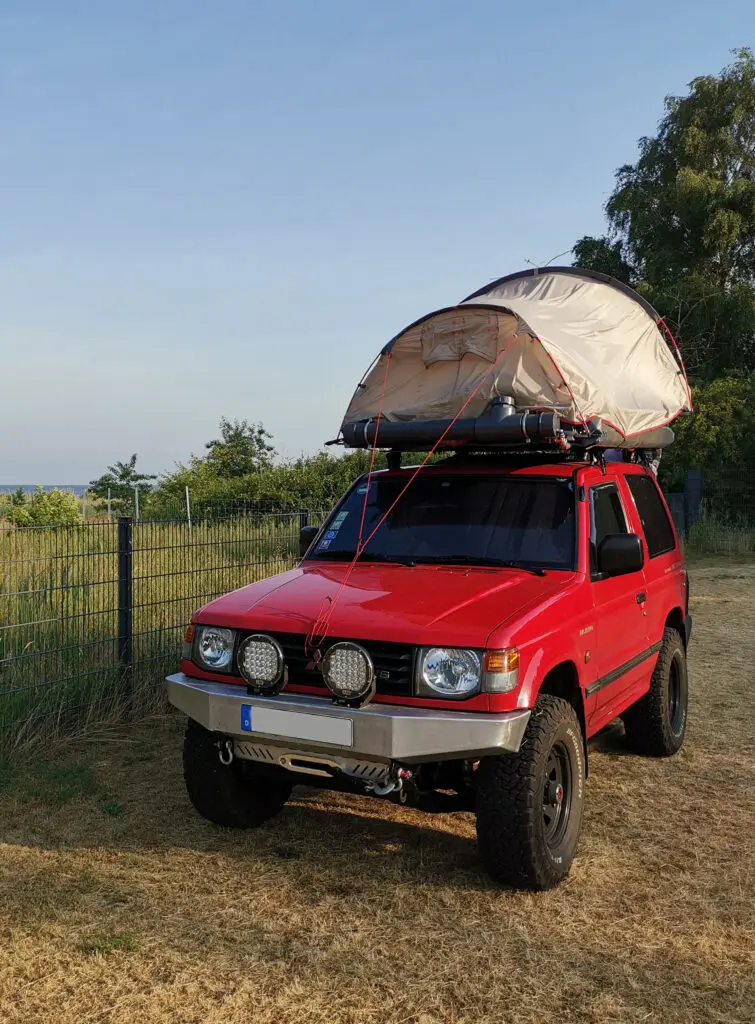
[542,740,573,850]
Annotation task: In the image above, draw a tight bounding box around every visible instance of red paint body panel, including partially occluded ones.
[194,561,574,648]
[183,460,687,740]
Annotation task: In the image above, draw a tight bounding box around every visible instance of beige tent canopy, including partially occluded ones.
[341,268,691,449]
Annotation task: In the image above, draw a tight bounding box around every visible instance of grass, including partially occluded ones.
[82,932,138,956]
[0,514,312,756]
[683,505,755,558]
[0,563,752,1023]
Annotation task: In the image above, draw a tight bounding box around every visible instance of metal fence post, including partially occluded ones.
[117,516,134,715]
[299,509,310,531]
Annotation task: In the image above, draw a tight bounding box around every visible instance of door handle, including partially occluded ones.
[636,592,646,604]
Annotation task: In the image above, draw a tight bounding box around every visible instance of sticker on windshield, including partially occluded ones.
[315,510,349,552]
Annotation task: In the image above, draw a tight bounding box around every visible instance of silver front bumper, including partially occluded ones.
[166,673,530,765]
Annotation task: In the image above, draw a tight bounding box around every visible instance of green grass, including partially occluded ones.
[683,505,755,558]
[0,514,312,757]
[0,761,100,806]
[82,933,138,956]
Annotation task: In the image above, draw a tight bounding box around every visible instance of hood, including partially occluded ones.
[194,561,575,648]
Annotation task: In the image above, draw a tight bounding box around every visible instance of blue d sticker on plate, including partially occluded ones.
[241,705,252,731]
[324,529,338,540]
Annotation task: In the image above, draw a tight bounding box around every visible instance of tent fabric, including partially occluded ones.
[341,268,691,444]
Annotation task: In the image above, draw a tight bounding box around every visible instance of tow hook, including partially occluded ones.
[218,738,234,766]
[366,765,412,799]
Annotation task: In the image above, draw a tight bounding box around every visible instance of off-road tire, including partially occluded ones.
[476,695,585,890]
[183,719,293,828]
[622,627,688,757]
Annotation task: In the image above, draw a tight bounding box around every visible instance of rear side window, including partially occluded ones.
[590,484,627,575]
[626,474,676,557]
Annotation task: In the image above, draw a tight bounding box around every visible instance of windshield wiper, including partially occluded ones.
[485,559,547,577]
[418,556,546,576]
[356,552,416,567]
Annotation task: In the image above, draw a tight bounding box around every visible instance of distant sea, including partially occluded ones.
[0,484,87,497]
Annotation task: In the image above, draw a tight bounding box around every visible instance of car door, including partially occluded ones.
[623,471,684,649]
[587,481,650,730]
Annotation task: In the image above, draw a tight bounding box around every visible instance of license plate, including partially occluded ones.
[240,704,353,747]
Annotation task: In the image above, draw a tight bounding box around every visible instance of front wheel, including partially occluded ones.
[183,719,293,828]
[476,695,585,890]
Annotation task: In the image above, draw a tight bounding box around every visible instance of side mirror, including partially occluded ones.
[597,533,644,577]
[299,525,319,558]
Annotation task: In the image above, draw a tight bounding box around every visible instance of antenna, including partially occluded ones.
[524,248,573,268]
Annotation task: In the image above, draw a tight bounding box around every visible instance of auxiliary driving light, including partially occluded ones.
[322,642,375,707]
[237,634,286,694]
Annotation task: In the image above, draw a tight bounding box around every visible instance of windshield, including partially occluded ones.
[310,472,576,570]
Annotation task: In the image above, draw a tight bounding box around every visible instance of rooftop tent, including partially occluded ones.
[340,267,691,449]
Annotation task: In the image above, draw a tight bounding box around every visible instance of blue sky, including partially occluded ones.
[1,1,752,482]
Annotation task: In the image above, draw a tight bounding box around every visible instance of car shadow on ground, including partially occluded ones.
[586,718,636,758]
[0,714,636,896]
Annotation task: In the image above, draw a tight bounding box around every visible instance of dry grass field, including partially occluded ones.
[0,563,752,1024]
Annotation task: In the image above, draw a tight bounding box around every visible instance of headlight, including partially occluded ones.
[237,634,286,694]
[195,626,235,671]
[417,647,481,699]
[322,642,375,707]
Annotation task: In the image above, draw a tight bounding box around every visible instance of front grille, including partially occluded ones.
[238,632,415,697]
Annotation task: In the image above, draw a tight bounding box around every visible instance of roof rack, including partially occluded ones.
[330,397,673,458]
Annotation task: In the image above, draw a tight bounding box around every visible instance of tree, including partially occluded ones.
[660,373,755,488]
[203,418,275,478]
[573,48,755,380]
[88,454,157,502]
[571,236,634,284]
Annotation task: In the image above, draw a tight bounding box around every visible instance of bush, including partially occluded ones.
[7,488,82,527]
[149,450,383,518]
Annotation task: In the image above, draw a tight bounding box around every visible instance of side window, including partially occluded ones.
[626,474,676,558]
[590,484,628,576]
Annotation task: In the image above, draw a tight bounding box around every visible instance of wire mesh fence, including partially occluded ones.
[0,511,322,757]
[663,470,755,558]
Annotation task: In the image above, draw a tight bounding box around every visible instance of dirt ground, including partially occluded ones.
[0,563,753,1024]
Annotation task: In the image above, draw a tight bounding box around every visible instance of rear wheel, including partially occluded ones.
[183,719,293,828]
[476,695,585,890]
[622,627,688,756]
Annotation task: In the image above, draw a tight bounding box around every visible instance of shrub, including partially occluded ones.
[7,488,82,527]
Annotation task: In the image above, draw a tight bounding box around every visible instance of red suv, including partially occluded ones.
[168,455,690,890]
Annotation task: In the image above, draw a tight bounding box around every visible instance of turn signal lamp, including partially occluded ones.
[482,648,520,693]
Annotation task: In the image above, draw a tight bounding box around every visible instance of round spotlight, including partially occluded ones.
[322,642,375,707]
[237,634,285,694]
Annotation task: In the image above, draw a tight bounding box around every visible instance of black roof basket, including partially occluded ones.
[333,397,673,458]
